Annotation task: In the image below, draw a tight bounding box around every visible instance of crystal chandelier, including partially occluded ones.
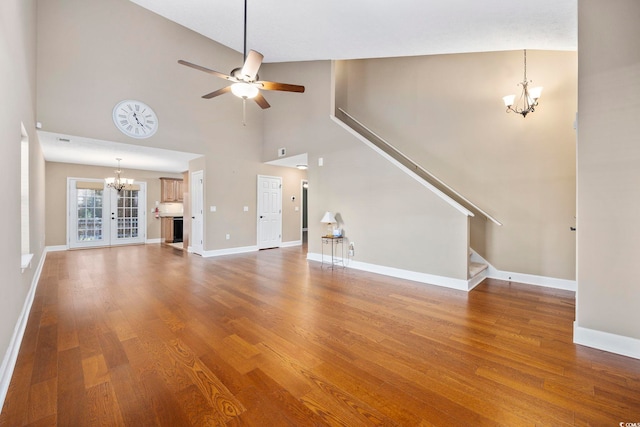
[502,50,543,118]
[105,158,133,192]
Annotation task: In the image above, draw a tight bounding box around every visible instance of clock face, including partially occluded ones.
[112,100,158,138]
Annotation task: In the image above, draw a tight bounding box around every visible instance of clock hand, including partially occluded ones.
[132,112,143,126]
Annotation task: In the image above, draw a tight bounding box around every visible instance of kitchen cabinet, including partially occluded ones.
[160,178,184,202]
[161,217,174,243]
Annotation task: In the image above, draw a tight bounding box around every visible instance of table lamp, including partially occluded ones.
[320,211,336,237]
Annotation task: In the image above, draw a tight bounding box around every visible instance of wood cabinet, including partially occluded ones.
[160,178,184,202]
[161,217,174,243]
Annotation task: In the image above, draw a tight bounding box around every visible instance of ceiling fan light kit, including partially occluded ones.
[178,0,304,117]
[231,82,259,99]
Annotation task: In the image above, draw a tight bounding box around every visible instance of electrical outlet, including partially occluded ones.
[226,234,230,240]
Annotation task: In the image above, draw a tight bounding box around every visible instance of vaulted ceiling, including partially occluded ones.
[129,0,577,62]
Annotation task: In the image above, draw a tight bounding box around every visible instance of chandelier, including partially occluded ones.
[105,158,133,192]
[502,50,543,118]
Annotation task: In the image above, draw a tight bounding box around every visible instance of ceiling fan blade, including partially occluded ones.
[202,86,232,99]
[254,92,270,109]
[258,80,305,93]
[241,50,264,81]
[178,60,233,81]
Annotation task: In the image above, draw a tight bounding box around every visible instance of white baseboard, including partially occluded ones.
[470,248,576,292]
[146,238,162,244]
[45,245,67,252]
[307,252,471,291]
[201,245,258,258]
[0,248,48,410]
[281,240,302,248]
[574,323,640,360]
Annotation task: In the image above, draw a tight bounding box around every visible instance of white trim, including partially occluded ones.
[0,248,48,410]
[45,245,67,252]
[330,115,475,219]
[467,270,488,291]
[470,248,576,292]
[201,245,258,258]
[487,269,576,291]
[307,252,472,291]
[146,238,162,244]
[20,253,33,271]
[281,240,302,248]
[574,323,640,360]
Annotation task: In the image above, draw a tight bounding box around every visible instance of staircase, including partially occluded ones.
[330,107,497,290]
[468,249,489,290]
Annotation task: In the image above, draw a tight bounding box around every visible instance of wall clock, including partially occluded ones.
[112,99,158,138]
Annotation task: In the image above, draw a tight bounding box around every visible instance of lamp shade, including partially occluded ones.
[502,94,516,107]
[320,211,336,224]
[528,86,543,100]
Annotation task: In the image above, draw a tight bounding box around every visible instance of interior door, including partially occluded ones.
[257,175,282,249]
[191,170,204,255]
[68,178,146,248]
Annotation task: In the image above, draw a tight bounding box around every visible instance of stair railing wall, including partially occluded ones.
[335,107,502,227]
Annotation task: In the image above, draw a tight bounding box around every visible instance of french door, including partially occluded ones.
[68,178,146,249]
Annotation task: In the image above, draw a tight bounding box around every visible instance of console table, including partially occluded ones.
[321,236,345,269]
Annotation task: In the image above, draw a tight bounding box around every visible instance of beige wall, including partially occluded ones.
[577,0,640,340]
[337,51,577,280]
[0,0,47,384]
[261,61,470,279]
[37,0,306,252]
[45,162,183,246]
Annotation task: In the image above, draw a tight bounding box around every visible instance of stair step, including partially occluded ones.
[469,262,488,279]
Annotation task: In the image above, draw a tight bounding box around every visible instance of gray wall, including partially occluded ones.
[0,0,46,389]
[337,51,578,280]
[577,0,640,340]
[262,62,470,279]
[37,0,306,251]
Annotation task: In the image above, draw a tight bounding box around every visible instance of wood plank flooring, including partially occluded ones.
[1,244,640,426]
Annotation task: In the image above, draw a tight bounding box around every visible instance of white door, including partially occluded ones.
[68,178,146,249]
[109,185,146,246]
[191,170,204,255]
[257,175,282,249]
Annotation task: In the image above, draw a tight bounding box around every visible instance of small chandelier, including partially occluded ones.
[105,158,133,192]
[502,50,543,118]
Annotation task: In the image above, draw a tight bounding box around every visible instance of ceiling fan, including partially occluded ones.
[178,0,305,110]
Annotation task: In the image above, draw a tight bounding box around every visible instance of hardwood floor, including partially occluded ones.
[1,244,639,426]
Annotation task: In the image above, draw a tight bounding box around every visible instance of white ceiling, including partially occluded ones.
[39,131,202,173]
[129,0,577,63]
[42,1,577,171]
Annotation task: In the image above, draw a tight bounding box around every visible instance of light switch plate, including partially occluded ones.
[210,206,216,212]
